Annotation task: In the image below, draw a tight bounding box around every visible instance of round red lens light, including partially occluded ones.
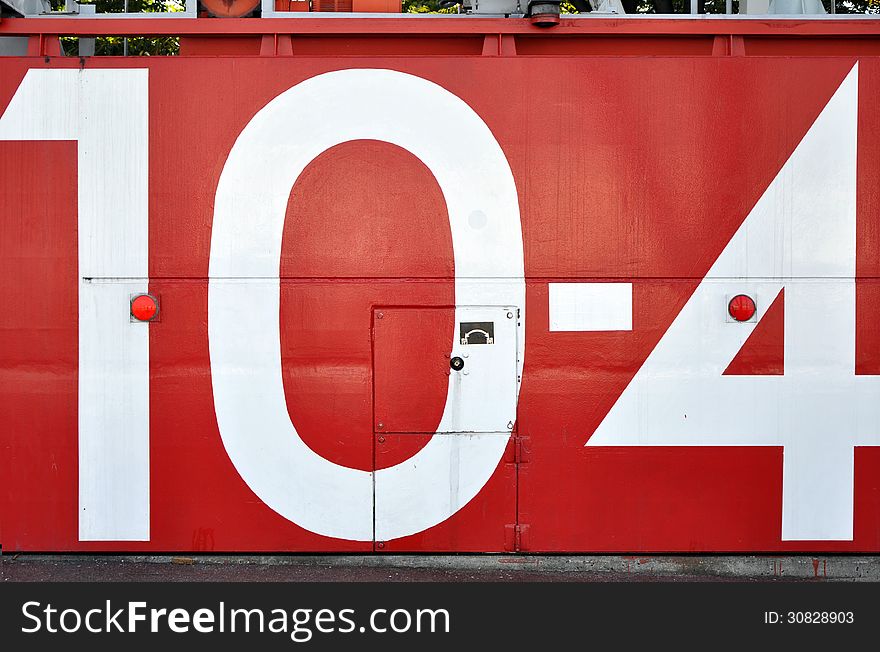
[728,294,756,322]
[131,294,158,322]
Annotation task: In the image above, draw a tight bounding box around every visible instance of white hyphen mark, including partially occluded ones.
[549,283,633,332]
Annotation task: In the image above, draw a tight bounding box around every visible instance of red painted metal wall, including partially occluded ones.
[1,18,880,553]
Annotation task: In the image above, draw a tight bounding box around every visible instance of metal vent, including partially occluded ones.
[314,0,353,10]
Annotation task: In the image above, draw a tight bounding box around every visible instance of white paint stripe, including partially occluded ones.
[79,282,150,541]
[0,69,150,541]
[78,71,150,541]
[782,441,854,541]
[549,282,632,332]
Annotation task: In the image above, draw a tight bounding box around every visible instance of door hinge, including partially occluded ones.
[504,523,530,552]
[515,435,530,464]
[504,435,529,465]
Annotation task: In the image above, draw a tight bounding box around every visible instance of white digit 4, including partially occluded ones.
[588,64,880,541]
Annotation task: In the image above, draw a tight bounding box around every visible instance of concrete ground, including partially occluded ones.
[2,554,878,582]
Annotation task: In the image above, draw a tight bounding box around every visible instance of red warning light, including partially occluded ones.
[728,294,756,322]
[131,294,159,322]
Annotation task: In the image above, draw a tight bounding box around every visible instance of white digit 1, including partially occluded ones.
[209,69,524,542]
[0,70,150,541]
[589,64,880,541]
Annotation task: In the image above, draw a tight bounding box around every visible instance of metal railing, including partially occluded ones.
[2,0,879,17]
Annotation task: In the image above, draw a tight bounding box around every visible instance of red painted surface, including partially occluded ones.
[373,308,453,437]
[2,17,879,37]
[0,141,78,551]
[723,290,784,376]
[1,19,880,552]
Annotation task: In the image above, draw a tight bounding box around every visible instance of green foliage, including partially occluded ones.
[76,0,183,11]
[91,35,180,55]
[59,0,182,55]
[402,0,459,11]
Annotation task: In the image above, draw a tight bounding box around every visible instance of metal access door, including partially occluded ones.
[372,306,519,552]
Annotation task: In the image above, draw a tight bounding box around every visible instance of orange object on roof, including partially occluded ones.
[201,0,261,17]
[352,0,402,10]
[274,0,310,9]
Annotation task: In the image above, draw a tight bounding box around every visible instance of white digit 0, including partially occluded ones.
[209,69,525,542]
